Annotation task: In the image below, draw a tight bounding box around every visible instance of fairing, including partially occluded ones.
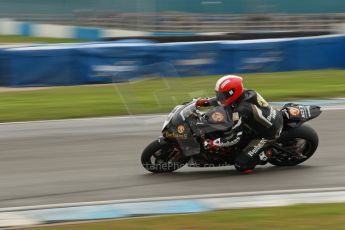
[162,102,234,156]
[281,103,322,127]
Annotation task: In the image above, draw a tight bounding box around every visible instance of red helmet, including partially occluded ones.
[215,75,244,106]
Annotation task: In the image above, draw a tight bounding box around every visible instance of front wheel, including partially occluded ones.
[268,125,319,166]
[141,139,189,173]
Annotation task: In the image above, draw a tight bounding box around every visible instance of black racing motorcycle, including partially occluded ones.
[141,100,321,173]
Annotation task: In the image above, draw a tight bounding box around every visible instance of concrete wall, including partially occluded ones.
[0,19,151,40]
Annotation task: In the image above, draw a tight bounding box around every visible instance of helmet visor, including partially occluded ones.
[216,89,235,102]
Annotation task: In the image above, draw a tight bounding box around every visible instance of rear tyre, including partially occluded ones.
[141,139,189,173]
[268,125,319,166]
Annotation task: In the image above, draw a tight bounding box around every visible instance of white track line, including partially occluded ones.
[322,106,345,111]
[1,187,345,212]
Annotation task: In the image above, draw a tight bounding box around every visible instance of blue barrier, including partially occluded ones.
[155,42,221,77]
[20,23,33,37]
[77,42,158,83]
[217,40,287,73]
[0,35,344,87]
[73,27,101,40]
[2,47,81,86]
[283,36,345,71]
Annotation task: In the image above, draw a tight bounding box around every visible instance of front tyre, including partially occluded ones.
[268,125,319,166]
[141,139,189,173]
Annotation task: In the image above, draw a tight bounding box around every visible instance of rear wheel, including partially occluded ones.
[268,125,319,166]
[141,139,189,173]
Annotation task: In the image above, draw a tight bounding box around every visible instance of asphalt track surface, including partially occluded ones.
[0,109,344,208]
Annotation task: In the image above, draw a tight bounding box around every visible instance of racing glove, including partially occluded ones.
[195,98,212,107]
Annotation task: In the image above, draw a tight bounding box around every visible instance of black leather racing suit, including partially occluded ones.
[205,89,284,171]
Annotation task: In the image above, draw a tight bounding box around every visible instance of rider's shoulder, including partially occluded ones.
[234,90,257,113]
[242,89,271,109]
[241,89,258,102]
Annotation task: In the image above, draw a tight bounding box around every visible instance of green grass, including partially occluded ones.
[0,35,86,43]
[29,203,345,230]
[0,69,344,122]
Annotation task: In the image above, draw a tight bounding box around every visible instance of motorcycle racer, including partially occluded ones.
[196,75,284,173]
